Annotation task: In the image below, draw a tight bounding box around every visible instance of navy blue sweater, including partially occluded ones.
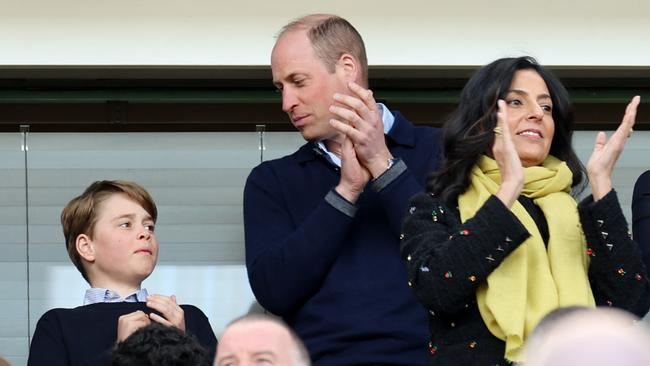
[244,112,441,365]
[632,170,650,269]
[28,302,217,366]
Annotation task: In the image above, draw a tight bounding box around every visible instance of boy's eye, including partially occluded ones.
[144,224,155,232]
[119,222,131,228]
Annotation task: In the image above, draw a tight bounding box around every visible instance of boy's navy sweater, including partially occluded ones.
[28,302,217,366]
[244,112,441,365]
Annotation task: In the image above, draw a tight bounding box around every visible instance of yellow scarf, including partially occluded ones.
[458,155,595,362]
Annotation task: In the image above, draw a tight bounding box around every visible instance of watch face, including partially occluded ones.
[388,158,397,169]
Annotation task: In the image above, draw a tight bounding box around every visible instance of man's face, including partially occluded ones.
[84,194,158,287]
[271,30,348,141]
[215,321,300,366]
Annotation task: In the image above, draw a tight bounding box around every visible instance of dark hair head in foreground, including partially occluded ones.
[112,323,211,366]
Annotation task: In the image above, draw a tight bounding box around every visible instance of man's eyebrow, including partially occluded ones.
[252,350,276,358]
[216,355,235,365]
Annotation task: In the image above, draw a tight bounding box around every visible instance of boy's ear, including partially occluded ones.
[337,53,359,83]
[76,234,96,263]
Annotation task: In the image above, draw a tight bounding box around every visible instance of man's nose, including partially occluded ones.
[282,88,298,114]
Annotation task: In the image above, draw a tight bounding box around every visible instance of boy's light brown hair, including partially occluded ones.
[61,180,158,283]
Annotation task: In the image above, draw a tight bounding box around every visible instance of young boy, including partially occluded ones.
[28,180,217,365]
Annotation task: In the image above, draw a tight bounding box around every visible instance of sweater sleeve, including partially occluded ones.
[400,192,529,314]
[632,170,650,270]
[29,309,117,366]
[28,310,70,366]
[371,159,431,236]
[182,305,217,360]
[579,190,650,317]
[243,163,355,315]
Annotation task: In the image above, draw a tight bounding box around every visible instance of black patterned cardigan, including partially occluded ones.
[400,189,650,365]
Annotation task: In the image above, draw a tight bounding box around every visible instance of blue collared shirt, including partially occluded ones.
[83,288,149,305]
[317,103,395,167]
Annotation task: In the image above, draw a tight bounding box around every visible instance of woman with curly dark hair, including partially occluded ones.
[401,56,650,365]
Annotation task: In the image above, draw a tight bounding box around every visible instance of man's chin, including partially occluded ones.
[298,128,317,141]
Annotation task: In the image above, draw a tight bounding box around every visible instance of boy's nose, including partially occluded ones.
[138,228,152,240]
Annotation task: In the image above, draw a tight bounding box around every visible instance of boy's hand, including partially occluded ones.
[116,310,151,342]
[146,294,186,331]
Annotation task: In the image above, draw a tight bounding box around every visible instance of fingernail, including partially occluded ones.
[333,93,342,100]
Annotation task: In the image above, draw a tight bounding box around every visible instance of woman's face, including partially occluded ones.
[503,69,555,167]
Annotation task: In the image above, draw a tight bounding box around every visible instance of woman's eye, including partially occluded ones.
[507,99,522,106]
[542,105,553,112]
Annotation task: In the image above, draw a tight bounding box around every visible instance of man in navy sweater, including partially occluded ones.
[244,14,441,365]
[633,170,650,269]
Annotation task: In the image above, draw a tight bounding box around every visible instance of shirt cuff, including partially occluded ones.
[325,189,358,218]
[370,158,407,193]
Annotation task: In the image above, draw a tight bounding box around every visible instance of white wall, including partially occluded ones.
[1,0,649,66]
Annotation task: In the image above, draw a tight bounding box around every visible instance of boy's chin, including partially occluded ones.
[134,266,156,282]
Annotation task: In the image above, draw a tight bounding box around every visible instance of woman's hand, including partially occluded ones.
[587,96,640,201]
[493,100,524,208]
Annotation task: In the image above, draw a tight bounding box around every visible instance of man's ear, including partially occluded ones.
[337,53,360,83]
[76,234,96,263]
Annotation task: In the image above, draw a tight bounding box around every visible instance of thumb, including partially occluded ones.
[593,131,606,153]
[341,136,354,159]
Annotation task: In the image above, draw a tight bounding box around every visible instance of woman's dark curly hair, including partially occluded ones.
[427,56,585,205]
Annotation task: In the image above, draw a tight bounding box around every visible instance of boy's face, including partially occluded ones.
[85,193,158,287]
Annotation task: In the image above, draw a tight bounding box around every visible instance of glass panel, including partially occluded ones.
[262,131,306,162]
[573,131,650,223]
[0,133,28,365]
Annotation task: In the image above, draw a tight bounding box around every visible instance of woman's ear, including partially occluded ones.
[76,234,96,263]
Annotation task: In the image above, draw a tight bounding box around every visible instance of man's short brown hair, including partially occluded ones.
[280,14,368,86]
[61,180,157,283]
